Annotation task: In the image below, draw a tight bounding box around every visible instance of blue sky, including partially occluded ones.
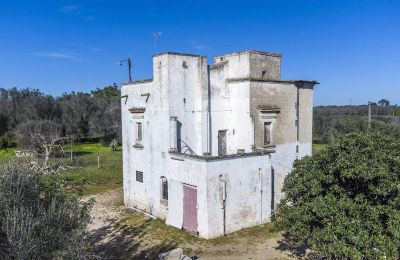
[0,0,399,105]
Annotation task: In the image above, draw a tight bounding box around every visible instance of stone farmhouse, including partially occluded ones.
[121,50,318,239]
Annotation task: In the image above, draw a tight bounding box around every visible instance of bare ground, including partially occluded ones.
[87,189,296,260]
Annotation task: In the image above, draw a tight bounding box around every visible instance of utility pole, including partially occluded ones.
[368,101,372,129]
[120,58,132,82]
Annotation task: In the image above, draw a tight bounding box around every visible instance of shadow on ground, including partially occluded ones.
[89,218,176,259]
[276,235,326,259]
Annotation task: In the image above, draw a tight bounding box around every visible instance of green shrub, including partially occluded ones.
[0,132,16,151]
[0,161,95,259]
[275,132,400,259]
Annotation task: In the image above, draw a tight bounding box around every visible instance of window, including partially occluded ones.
[264,122,272,145]
[218,130,227,156]
[136,171,143,182]
[161,177,168,201]
[136,122,142,142]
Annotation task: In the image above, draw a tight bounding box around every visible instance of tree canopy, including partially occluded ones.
[275,132,400,259]
[0,85,121,144]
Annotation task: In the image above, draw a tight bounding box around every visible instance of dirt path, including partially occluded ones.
[88,189,295,260]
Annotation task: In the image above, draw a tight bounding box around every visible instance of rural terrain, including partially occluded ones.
[1,143,329,259]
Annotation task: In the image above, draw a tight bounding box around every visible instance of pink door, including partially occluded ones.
[183,185,198,234]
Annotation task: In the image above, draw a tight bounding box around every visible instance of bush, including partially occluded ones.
[275,132,400,259]
[0,161,95,259]
[0,132,16,150]
[109,139,118,151]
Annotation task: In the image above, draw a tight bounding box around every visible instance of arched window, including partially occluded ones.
[161,177,168,202]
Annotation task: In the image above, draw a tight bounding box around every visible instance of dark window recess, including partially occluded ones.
[264,122,272,145]
[161,177,168,201]
[262,70,267,79]
[218,130,227,156]
[136,171,143,182]
[136,122,142,141]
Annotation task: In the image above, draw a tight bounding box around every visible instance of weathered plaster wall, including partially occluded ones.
[160,153,271,239]
[250,81,297,148]
[249,53,281,80]
[209,63,253,155]
[165,54,208,155]
[121,50,316,239]
[298,85,314,157]
[205,155,271,238]
[214,50,281,81]
[249,81,298,206]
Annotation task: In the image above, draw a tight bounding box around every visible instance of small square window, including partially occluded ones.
[136,171,143,182]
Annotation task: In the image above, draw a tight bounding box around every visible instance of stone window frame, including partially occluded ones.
[130,107,145,149]
[259,108,279,148]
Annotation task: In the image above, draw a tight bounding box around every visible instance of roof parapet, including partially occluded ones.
[152,52,206,58]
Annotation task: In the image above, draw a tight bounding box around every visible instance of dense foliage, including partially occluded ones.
[0,85,121,147]
[275,132,400,259]
[0,161,94,259]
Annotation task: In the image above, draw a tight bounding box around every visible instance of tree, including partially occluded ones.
[275,132,400,259]
[378,98,390,107]
[0,161,94,259]
[91,83,119,97]
[16,120,65,169]
[58,92,95,137]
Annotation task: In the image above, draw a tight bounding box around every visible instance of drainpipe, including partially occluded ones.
[219,175,226,235]
[259,168,263,225]
[207,65,212,154]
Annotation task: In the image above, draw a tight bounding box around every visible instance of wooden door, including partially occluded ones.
[183,185,198,234]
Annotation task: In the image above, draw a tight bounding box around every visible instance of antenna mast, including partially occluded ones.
[152,32,162,53]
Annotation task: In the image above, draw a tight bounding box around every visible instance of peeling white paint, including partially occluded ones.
[121,50,316,238]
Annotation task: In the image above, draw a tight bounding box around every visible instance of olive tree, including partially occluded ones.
[275,132,400,259]
[0,161,95,259]
[16,120,66,169]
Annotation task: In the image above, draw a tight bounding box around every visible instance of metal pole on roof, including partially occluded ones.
[120,58,132,82]
[152,32,162,53]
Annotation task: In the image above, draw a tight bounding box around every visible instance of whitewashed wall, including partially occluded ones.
[121,51,315,239]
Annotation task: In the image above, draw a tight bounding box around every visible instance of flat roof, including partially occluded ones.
[227,77,319,85]
[122,79,153,86]
[152,52,206,58]
[215,50,282,59]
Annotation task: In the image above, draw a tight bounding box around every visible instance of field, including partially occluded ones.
[1,142,327,258]
[60,143,123,195]
[0,143,123,196]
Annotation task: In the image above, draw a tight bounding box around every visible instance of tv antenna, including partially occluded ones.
[120,58,132,82]
[152,32,162,53]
